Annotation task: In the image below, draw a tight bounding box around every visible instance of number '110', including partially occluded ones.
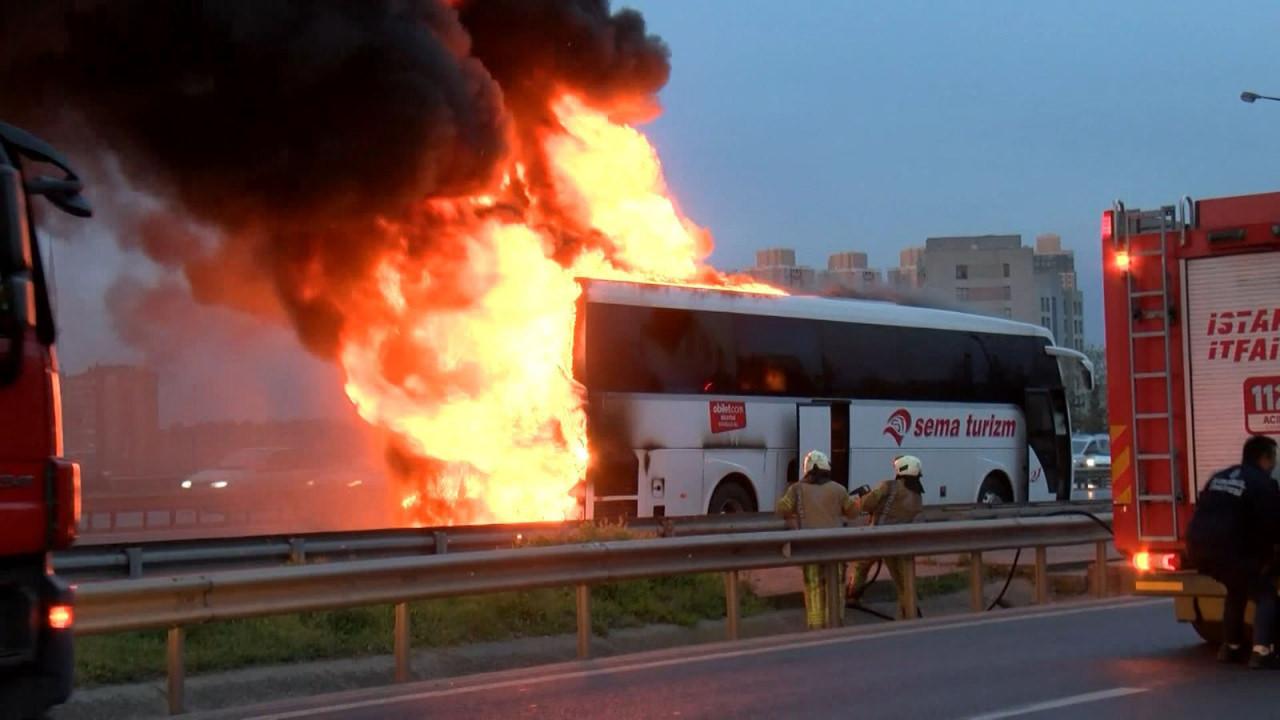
[1251,383,1280,412]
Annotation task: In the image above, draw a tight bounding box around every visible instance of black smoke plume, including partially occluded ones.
[0,0,671,356]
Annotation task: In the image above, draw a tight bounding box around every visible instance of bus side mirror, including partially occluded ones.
[25,176,92,218]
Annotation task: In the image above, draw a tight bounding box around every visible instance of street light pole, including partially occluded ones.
[1241,90,1280,104]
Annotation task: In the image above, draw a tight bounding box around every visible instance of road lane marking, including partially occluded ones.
[964,687,1148,719]
[243,599,1168,720]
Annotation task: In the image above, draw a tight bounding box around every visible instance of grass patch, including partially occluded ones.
[77,548,768,687]
[916,571,969,597]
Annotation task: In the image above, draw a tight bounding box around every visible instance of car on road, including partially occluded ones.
[1072,434,1111,489]
[179,447,393,531]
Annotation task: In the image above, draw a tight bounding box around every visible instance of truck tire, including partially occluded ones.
[1192,619,1251,646]
[1192,620,1223,645]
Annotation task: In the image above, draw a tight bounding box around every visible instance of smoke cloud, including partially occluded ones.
[0,0,671,357]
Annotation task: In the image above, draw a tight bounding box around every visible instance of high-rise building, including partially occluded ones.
[888,246,924,290]
[917,235,1036,323]
[740,248,882,294]
[1032,233,1085,351]
[745,247,819,291]
[63,365,160,488]
[884,233,1087,346]
[825,252,882,292]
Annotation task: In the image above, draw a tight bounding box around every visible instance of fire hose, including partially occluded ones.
[846,507,1114,620]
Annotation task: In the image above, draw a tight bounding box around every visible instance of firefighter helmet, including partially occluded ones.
[893,455,923,478]
[802,450,832,476]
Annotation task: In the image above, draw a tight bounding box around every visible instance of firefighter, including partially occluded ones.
[847,455,926,618]
[776,449,859,630]
[1187,435,1280,668]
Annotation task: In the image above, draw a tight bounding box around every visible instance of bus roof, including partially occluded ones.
[581,279,1056,341]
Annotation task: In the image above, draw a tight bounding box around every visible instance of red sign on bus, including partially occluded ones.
[709,401,746,433]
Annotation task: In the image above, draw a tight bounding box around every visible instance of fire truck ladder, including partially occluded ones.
[1119,203,1182,543]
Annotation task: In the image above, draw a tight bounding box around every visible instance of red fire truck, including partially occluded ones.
[1104,190,1280,642]
[0,121,90,716]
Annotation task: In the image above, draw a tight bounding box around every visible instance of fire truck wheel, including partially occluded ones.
[1191,620,1222,644]
[708,478,757,514]
[1191,620,1250,645]
[978,473,1013,506]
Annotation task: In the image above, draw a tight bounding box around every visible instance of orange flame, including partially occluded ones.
[339,93,779,526]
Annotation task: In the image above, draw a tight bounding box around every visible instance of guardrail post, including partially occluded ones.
[723,571,740,640]
[576,584,591,659]
[1094,540,1109,598]
[1034,546,1049,604]
[126,547,143,579]
[394,602,411,682]
[289,538,306,565]
[901,557,918,620]
[433,531,449,555]
[166,626,185,715]
[968,551,984,612]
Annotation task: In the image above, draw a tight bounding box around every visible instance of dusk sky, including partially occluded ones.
[628,0,1280,344]
[43,0,1280,422]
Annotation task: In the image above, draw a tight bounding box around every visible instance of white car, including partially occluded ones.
[1072,434,1111,489]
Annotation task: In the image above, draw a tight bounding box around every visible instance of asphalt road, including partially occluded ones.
[200,598,1267,720]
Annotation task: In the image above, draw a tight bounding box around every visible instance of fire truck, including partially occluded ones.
[1104,190,1280,642]
[0,121,90,716]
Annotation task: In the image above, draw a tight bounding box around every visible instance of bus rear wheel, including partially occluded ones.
[978,473,1013,505]
[708,480,757,514]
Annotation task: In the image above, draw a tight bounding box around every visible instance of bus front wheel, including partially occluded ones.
[978,473,1013,506]
[708,479,757,514]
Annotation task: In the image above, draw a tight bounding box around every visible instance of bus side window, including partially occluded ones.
[733,314,821,396]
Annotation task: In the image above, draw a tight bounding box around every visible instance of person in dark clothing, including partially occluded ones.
[1187,435,1280,668]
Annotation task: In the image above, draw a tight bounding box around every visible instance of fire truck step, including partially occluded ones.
[1133,371,1169,379]
[1138,494,1176,501]
[1129,290,1166,298]
[1135,412,1170,420]
[1133,250,1167,257]
[1137,534,1179,542]
[1131,331,1169,339]
[1137,453,1172,460]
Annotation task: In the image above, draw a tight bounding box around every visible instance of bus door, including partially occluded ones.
[796,401,851,488]
[1024,388,1071,500]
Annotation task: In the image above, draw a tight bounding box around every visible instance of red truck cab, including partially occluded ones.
[0,121,90,717]
[1103,191,1280,642]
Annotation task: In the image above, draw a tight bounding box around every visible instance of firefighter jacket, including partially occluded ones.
[1187,463,1280,571]
[857,477,924,526]
[776,476,858,530]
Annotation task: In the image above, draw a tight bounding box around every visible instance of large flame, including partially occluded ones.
[340,94,779,526]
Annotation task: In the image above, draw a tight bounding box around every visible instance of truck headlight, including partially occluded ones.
[1085,457,1096,468]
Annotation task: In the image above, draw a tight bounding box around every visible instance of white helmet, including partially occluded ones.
[802,450,832,476]
[894,455,923,478]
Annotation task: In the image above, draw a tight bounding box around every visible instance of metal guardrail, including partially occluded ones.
[73,513,1113,715]
[57,500,1110,581]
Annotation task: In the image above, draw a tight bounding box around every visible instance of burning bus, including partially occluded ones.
[573,278,1094,520]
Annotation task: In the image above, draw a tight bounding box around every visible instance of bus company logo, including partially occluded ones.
[709,401,747,433]
[884,409,1018,444]
[1205,308,1280,363]
[883,409,912,446]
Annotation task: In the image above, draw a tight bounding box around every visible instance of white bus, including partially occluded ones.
[573,279,1093,519]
